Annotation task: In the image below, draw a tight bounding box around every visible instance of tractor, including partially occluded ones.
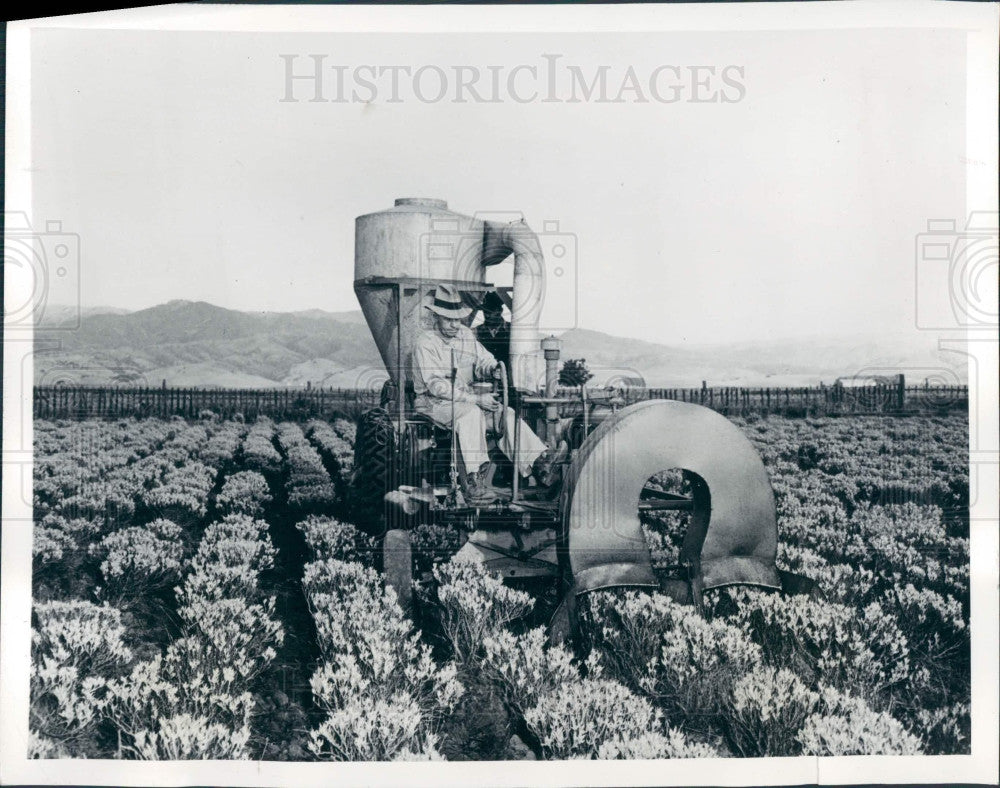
[350,198,812,640]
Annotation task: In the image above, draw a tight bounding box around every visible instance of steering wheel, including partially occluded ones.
[492,361,508,439]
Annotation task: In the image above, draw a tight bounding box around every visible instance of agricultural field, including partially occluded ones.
[29,411,970,760]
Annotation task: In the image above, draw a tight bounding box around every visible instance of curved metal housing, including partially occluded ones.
[560,399,781,596]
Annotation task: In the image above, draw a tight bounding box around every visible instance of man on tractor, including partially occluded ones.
[411,284,567,504]
[475,291,511,376]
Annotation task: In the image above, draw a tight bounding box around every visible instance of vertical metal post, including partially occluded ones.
[395,284,406,494]
[541,335,561,447]
[449,348,462,500]
[396,283,405,431]
[512,400,521,502]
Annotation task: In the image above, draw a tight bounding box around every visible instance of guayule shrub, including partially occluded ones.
[481,627,579,716]
[101,500,281,757]
[589,590,761,719]
[199,422,246,469]
[641,523,680,567]
[333,417,357,445]
[595,730,718,760]
[524,678,689,760]
[31,601,133,744]
[797,686,922,755]
[90,520,185,598]
[284,443,328,480]
[142,461,216,523]
[308,695,424,761]
[57,484,137,528]
[275,422,341,510]
[177,596,284,684]
[720,588,909,697]
[296,516,375,563]
[33,525,76,571]
[308,419,355,483]
[597,728,719,761]
[391,734,444,761]
[33,600,132,680]
[410,523,464,571]
[287,481,338,510]
[176,514,276,604]
[27,732,72,759]
[304,561,462,713]
[776,542,829,577]
[432,558,533,667]
[216,470,272,517]
[132,713,251,760]
[892,583,966,662]
[809,560,878,608]
[241,418,282,473]
[105,637,255,738]
[305,559,463,761]
[725,666,819,756]
[910,701,970,755]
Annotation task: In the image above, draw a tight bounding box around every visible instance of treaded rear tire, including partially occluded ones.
[350,407,396,536]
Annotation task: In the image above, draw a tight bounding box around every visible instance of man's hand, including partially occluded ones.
[476,393,501,412]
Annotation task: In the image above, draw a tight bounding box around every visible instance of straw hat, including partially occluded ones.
[427,284,472,319]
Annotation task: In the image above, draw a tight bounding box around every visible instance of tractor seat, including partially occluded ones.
[406,411,447,434]
[406,410,502,442]
[404,381,502,441]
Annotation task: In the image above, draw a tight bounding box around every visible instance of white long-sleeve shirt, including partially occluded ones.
[411,325,497,407]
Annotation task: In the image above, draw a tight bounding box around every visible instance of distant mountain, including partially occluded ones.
[34,300,381,388]
[37,304,131,326]
[32,300,965,388]
[558,328,966,388]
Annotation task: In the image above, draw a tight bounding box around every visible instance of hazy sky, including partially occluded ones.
[29,23,972,345]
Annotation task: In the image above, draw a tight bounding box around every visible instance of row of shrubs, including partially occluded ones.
[306,420,355,489]
[297,516,459,760]
[294,516,720,760]
[31,454,283,759]
[197,420,248,470]
[33,422,223,580]
[642,414,969,754]
[240,417,282,475]
[31,419,314,760]
[276,423,338,510]
[101,510,284,759]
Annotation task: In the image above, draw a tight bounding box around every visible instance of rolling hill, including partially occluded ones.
[33,301,965,389]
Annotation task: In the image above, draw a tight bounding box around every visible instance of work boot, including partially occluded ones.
[463,471,498,505]
[532,440,569,488]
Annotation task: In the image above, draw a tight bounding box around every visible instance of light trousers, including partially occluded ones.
[415,398,547,477]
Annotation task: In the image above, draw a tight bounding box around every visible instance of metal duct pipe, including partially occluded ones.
[483,219,544,393]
